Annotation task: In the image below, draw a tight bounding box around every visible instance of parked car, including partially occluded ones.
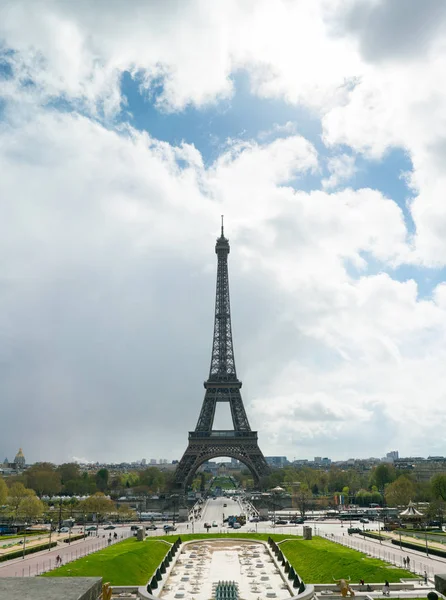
[163,524,177,532]
[104,525,116,530]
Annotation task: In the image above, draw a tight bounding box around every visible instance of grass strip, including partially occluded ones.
[42,538,169,586]
[280,537,416,584]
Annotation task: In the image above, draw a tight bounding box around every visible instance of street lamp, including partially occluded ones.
[22,522,27,559]
[425,522,429,557]
[378,519,382,544]
[49,519,53,551]
[84,514,87,541]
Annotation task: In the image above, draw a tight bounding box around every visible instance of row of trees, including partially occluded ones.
[2,462,175,498]
[3,460,446,512]
[0,476,136,524]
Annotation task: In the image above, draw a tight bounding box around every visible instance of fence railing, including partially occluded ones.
[322,531,435,580]
[8,531,132,577]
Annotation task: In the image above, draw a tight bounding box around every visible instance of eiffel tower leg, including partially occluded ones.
[174,435,270,490]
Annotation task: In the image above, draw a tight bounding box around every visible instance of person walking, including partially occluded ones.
[403,557,406,568]
[424,571,428,585]
[406,556,410,569]
[382,580,390,596]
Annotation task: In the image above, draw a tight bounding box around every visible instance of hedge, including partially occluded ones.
[0,541,58,562]
[362,531,386,541]
[63,534,84,543]
[391,538,446,559]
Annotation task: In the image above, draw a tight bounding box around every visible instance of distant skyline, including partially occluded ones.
[1,1,446,464]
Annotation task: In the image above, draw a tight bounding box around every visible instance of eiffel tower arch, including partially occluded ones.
[174,219,270,489]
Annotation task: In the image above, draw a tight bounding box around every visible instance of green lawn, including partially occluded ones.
[42,538,169,585]
[280,537,416,584]
[210,476,238,490]
[41,532,416,586]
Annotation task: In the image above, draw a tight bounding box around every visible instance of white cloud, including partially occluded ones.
[322,154,356,190]
[1,0,446,463]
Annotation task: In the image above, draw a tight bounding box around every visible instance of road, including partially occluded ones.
[2,497,446,580]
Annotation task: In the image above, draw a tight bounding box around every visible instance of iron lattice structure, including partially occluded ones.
[174,221,270,489]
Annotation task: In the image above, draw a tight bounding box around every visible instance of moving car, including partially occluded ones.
[104,525,116,530]
[212,521,218,527]
[223,503,227,507]
[85,526,97,531]
[275,519,287,525]
[146,524,157,530]
[163,524,177,532]
[359,518,369,523]
[232,522,241,529]
[59,527,70,533]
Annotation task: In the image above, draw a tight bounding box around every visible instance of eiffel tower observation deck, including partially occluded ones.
[174,219,270,489]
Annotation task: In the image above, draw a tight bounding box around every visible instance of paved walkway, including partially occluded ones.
[322,529,446,581]
[0,532,130,577]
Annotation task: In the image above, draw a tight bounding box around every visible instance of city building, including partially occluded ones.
[14,448,25,467]
[265,456,289,468]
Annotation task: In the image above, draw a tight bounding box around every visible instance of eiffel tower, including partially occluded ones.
[174,219,270,489]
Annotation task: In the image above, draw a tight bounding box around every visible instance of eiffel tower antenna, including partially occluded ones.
[174,222,270,489]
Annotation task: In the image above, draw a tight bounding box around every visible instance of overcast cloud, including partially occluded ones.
[1,0,446,464]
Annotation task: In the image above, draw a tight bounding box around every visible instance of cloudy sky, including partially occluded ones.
[1,0,446,466]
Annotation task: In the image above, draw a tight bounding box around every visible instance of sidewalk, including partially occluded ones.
[0,532,131,577]
[323,530,446,580]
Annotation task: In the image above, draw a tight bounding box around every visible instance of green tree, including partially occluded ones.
[431,474,446,501]
[19,495,44,521]
[294,484,313,518]
[0,477,8,505]
[385,475,415,507]
[371,464,396,491]
[116,504,136,522]
[58,463,81,485]
[7,482,34,518]
[79,492,115,524]
[139,467,165,492]
[426,499,446,526]
[95,469,109,492]
[25,463,61,497]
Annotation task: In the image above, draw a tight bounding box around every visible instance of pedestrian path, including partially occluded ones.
[321,529,446,581]
[0,531,131,577]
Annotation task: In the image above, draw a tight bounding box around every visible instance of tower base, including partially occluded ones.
[174,430,270,490]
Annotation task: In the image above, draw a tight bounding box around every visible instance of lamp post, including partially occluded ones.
[48,519,53,551]
[84,514,87,541]
[378,519,382,544]
[399,530,402,550]
[22,522,27,559]
[425,522,429,557]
